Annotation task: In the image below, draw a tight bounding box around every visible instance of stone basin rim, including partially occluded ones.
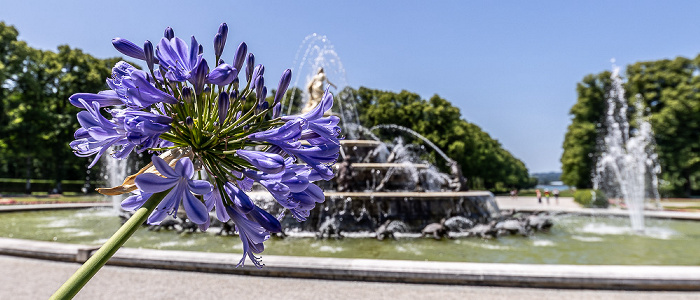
[2,204,700,290]
[0,237,699,291]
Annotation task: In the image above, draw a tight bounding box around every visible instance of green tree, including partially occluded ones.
[560,72,610,188]
[627,57,700,196]
[343,86,531,191]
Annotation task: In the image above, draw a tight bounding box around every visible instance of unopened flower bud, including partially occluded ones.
[203,85,211,94]
[218,92,230,124]
[230,89,239,101]
[251,65,265,88]
[255,76,265,100]
[233,42,247,71]
[185,116,194,128]
[214,23,228,57]
[181,87,193,103]
[164,27,175,40]
[144,40,155,72]
[245,53,255,82]
[232,78,240,90]
[274,69,292,105]
[192,59,209,94]
[112,38,146,60]
[272,102,281,118]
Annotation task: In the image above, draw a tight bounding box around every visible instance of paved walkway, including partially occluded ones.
[2,255,698,300]
[495,196,580,210]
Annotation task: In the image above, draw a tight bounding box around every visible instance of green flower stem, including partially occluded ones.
[50,190,168,300]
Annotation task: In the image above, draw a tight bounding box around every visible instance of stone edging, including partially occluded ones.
[1,237,699,291]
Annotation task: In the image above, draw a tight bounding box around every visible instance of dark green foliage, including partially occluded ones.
[562,56,700,197]
[573,189,608,208]
[560,72,611,189]
[0,22,121,193]
[343,86,532,191]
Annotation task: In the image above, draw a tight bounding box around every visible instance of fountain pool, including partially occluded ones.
[1,208,699,266]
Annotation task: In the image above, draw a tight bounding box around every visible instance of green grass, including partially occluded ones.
[0,194,107,204]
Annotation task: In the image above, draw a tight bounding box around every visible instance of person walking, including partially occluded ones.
[553,188,560,205]
[536,189,542,204]
[544,189,550,205]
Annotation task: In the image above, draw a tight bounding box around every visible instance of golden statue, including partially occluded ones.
[302,67,336,113]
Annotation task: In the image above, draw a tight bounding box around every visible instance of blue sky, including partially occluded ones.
[3,1,700,173]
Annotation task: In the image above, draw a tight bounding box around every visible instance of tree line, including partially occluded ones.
[0,22,121,192]
[561,56,700,197]
[0,21,534,193]
[341,87,535,191]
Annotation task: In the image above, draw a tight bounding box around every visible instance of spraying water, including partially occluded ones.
[283,33,362,137]
[370,124,455,165]
[103,150,129,213]
[593,65,662,232]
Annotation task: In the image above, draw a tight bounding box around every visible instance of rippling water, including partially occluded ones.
[1,209,699,265]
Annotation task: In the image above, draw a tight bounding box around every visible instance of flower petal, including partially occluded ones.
[151,155,179,179]
[135,173,178,193]
[121,192,152,211]
[188,179,213,195]
[183,190,209,224]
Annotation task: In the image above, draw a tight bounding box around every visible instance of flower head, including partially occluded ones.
[70,24,340,268]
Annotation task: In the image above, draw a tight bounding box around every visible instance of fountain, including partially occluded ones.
[592,64,662,232]
[247,34,505,236]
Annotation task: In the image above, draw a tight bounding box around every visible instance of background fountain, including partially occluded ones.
[249,34,502,236]
[592,64,662,232]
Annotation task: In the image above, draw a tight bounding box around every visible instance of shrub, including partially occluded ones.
[574,189,608,208]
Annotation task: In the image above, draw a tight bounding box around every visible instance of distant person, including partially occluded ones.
[553,189,560,205]
[510,189,518,200]
[536,189,542,204]
[544,188,550,205]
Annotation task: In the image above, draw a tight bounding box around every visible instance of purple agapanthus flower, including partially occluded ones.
[110,109,172,155]
[106,61,178,108]
[156,36,203,83]
[248,88,341,180]
[132,156,213,225]
[69,23,341,270]
[69,99,127,168]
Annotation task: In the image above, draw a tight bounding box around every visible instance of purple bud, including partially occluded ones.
[218,92,230,124]
[185,116,194,128]
[236,149,285,174]
[230,89,239,101]
[112,38,146,60]
[232,77,240,90]
[235,111,242,121]
[164,27,175,40]
[256,98,269,114]
[255,75,265,100]
[274,69,292,105]
[232,42,247,72]
[214,34,224,58]
[245,53,255,82]
[203,85,211,94]
[272,102,282,118]
[144,40,155,72]
[181,87,193,103]
[198,44,204,55]
[192,59,209,94]
[218,58,225,66]
[250,64,265,89]
[214,23,228,57]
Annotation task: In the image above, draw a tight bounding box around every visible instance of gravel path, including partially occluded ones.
[2,255,698,300]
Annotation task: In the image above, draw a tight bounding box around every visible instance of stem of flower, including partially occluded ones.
[49,190,168,300]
